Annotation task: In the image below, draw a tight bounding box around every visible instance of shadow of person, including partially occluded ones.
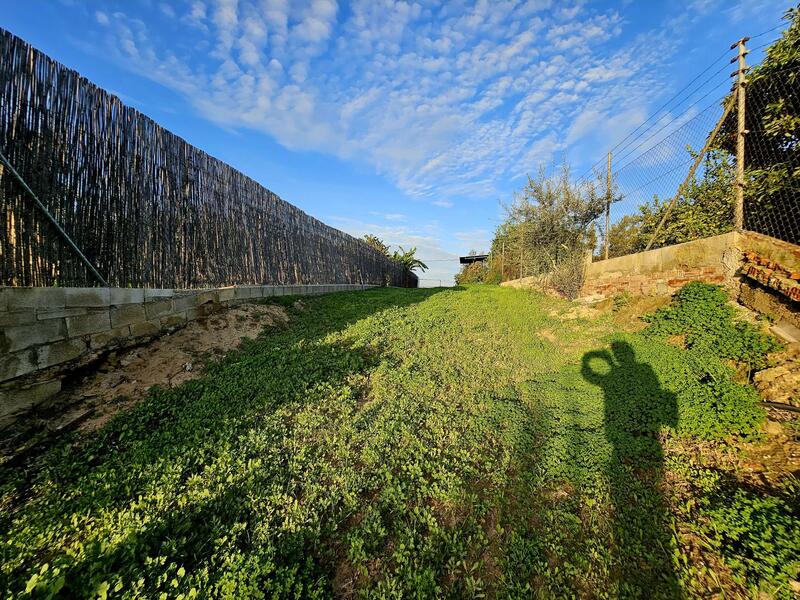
[581,340,679,598]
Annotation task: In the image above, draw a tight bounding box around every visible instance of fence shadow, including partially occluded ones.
[0,287,451,594]
[581,340,679,597]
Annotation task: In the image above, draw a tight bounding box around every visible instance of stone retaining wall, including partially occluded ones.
[0,284,372,419]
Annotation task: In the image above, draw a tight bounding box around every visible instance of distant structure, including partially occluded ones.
[459,254,488,264]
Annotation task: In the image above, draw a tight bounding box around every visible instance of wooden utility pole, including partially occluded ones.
[732,37,749,230]
[604,151,612,260]
[501,240,505,280]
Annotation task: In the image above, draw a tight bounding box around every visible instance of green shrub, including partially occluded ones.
[643,282,781,369]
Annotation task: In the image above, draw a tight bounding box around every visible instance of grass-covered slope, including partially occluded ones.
[1,284,797,598]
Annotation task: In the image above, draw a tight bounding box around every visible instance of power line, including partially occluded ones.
[612,63,731,164]
[613,84,730,171]
[575,47,731,182]
[750,22,785,39]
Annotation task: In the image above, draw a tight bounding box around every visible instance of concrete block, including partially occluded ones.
[217,288,235,302]
[771,321,800,344]
[110,304,146,328]
[0,379,61,417]
[6,287,66,310]
[109,288,145,305]
[90,325,131,350]
[2,319,66,352]
[234,287,251,299]
[0,288,6,312]
[66,311,111,337]
[0,309,37,327]
[145,299,173,319]
[129,320,161,338]
[0,349,38,382]
[261,286,275,297]
[196,290,218,305]
[173,294,199,312]
[37,338,87,368]
[65,287,110,307]
[160,311,187,330]
[145,288,174,300]
[37,307,88,320]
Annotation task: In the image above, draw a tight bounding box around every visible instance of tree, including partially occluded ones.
[363,234,390,256]
[501,162,604,276]
[610,148,736,256]
[391,246,429,273]
[455,261,487,284]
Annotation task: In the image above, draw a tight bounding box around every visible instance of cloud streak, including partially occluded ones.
[93,0,688,207]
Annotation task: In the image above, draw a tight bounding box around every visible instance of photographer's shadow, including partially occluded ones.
[582,340,680,597]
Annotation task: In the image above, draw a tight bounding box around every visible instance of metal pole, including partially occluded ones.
[605,151,611,260]
[0,147,109,287]
[733,37,749,230]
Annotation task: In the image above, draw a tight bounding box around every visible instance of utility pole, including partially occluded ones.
[732,36,749,230]
[501,240,505,281]
[519,226,525,279]
[604,151,612,260]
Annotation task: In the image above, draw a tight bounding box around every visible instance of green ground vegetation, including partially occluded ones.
[1,284,797,598]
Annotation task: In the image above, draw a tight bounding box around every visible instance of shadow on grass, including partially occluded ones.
[0,286,449,596]
[581,340,679,597]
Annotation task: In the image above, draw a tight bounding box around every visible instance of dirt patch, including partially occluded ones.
[54,303,289,432]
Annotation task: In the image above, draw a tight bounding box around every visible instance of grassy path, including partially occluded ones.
[1,286,797,598]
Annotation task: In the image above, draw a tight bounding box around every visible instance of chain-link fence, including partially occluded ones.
[583,18,798,261]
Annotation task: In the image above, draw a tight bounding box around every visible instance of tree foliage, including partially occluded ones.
[391,246,429,273]
[607,149,736,257]
[362,236,429,273]
[486,163,603,292]
[363,234,390,257]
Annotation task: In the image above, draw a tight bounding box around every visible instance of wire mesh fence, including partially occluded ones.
[0,29,417,289]
[583,19,799,261]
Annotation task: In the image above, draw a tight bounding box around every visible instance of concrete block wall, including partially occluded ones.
[0,283,372,419]
[580,232,739,300]
[579,230,799,330]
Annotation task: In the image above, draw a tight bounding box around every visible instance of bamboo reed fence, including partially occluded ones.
[0,29,417,289]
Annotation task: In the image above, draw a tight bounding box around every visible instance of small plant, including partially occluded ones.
[612,292,631,311]
[643,282,781,369]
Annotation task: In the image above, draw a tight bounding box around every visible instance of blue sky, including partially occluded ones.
[1,0,792,285]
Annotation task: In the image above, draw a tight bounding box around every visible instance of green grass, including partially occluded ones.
[1,285,797,598]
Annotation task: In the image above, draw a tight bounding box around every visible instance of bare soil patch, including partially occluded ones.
[14,303,289,439]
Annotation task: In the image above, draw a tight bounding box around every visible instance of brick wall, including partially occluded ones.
[581,266,728,298]
[580,232,740,300]
[1,284,372,418]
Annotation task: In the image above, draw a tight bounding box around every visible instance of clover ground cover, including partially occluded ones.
[1,284,797,598]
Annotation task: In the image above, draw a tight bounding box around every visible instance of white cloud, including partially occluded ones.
[329,216,459,286]
[95,10,109,25]
[93,0,740,211]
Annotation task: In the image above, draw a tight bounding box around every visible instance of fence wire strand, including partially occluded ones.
[592,22,798,260]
